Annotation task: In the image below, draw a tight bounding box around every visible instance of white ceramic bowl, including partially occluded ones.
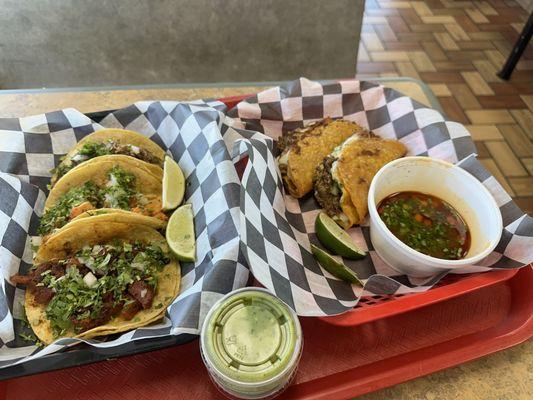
[368,156,502,278]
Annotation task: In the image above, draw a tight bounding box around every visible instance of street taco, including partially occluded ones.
[50,129,165,187]
[39,156,167,238]
[277,118,368,198]
[11,218,180,344]
[314,133,407,228]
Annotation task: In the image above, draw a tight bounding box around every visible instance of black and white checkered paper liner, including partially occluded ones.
[0,100,249,367]
[222,77,532,317]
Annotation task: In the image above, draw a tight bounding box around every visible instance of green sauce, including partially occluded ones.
[378,191,470,260]
[203,289,300,392]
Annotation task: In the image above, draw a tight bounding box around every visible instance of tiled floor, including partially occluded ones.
[356,0,532,214]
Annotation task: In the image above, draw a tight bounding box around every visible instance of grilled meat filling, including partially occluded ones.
[10,241,169,336]
[314,156,343,217]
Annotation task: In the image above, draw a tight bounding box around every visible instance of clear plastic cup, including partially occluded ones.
[200,287,303,399]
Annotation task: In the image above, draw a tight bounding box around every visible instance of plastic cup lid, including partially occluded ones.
[202,288,301,385]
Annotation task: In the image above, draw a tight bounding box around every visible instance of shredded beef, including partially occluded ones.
[313,156,344,217]
[128,281,154,309]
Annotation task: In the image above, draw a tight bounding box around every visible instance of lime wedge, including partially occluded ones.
[311,244,363,285]
[162,156,185,211]
[166,204,196,262]
[315,212,366,260]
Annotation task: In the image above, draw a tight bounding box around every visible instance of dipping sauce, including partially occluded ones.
[200,288,302,399]
[377,191,470,260]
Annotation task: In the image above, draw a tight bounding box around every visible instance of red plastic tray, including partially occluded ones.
[1,94,530,399]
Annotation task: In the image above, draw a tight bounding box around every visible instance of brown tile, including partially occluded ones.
[492,41,513,58]
[410,24,447,32]
[474,141,491,158]
[458,41,496,50]
[398,8,423,25]
[419,71,465,83]
[370,51,410,62]
[357,62,397,73]
[472,60,501,83]
[478,95,527,109]
[461,71,495,95]
[510,110,533,140]
[429,83,452,96]
[411,1,433,17]
[433,61,476,71]
[468,31,505,41]
[445,24,471,41]
[514,197,533,216]
[509,177,533,196]
[522,158,533,175]
[476,1,498,15]
[486,141,528,177]
[395,61,421,80]
[491,83,533,95]
[488,14,526,24]
[479,158,516,196]
[434,32,460,50]
[510,71,533,82]
[422,15,457,24]
[454,15,481,32]
[397,32,433,42]
[520,95,533,112]
[466,109,515,124]
[465,125,504,140]
[408,51,437,72]
[497,124,533,157]
[385,42,423,51]
[438,97,470,124]
[451,50,486,60]
[447,83,482,109]
[378,1,412,9]
[375,24,398,42]
[387,16,410,33]
[465,8,490,23]
[421,41,448,61]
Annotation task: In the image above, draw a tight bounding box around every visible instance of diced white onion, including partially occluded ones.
[130,145,140,154]
[140,289,147,298]
[107,173,118,187]
[83,272,98,288]
[71,154,88,162]
[131,262,145,271]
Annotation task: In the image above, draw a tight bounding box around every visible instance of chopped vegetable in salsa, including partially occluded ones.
[377,191,470,260]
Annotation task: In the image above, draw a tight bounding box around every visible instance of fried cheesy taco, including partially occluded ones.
[314,133,407,229]
[11,217,180,344]
[50,129,165,188]
[277,118,368,198]
[39,156,167,238]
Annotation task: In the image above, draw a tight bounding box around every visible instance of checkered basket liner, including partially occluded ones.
[221,77,532,316]
[0,100,249,368]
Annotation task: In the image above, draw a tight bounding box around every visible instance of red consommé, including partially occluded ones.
[377,191,470,260]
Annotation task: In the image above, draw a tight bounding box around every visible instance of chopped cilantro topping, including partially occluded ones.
[39,166,138,235]
[38,182,101,235]
[44,241,170,337]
